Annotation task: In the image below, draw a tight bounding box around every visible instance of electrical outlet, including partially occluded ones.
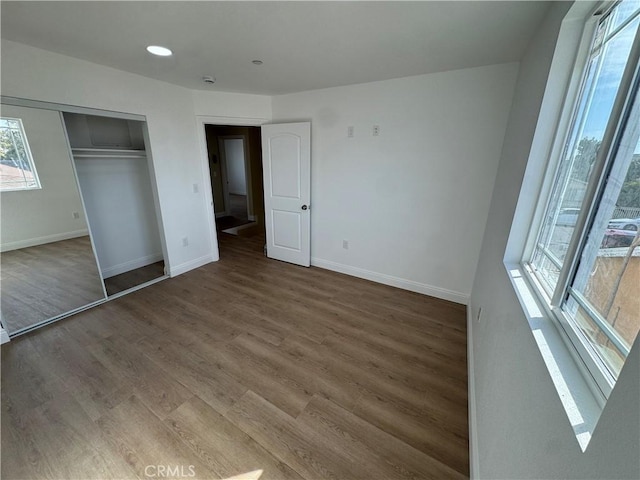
[347,126,354,138]
[373,125,380,136]
[193,183,199,194]
[72,211,80,219]
[182,236,189,247]
[343,239,349,250]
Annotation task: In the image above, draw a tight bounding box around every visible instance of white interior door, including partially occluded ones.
[261,122,311,267]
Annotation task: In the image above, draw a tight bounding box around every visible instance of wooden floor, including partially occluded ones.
[104,261,166,296]
[1,233,469,480]
[0,236,105,334]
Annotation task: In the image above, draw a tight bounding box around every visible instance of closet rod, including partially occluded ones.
[71,148,145,153]
[73,154,147,159]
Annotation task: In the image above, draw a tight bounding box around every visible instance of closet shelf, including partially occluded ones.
[71,147,147,159]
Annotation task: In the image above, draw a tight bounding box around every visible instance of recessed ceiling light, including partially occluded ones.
[146,45,173,57]
[252,60,263,65]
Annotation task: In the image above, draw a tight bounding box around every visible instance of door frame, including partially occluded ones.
[196,115,269,261]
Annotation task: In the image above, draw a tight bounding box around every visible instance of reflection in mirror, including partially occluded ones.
[63,113,166,296]
[0,104,106,335]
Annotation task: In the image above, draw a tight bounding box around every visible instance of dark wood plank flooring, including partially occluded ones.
[0,236,105,334]
[104,261,166,296]
[1,233,469,479]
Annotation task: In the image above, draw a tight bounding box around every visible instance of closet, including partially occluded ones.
[0,96,167,338]
[64,113,166,296]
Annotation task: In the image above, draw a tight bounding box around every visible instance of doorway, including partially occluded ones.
[204,125,265,252]
[220,136,250,223]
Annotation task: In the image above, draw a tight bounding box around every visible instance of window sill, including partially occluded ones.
[0,186,42,193]
[504,261,604,452]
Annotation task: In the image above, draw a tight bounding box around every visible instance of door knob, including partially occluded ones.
[301,205,308,210]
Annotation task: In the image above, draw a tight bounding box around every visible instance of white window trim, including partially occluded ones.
[0,116,41,192]
[504,0,640,451]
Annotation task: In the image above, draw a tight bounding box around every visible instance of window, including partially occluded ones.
[0,117,40,191]
[527,0,640,397]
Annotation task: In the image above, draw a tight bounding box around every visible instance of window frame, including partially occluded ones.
[0,116,41,192]
[523,0,640,400]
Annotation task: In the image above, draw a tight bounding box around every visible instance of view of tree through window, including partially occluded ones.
[0,117,40,191]
[529,0,640,384]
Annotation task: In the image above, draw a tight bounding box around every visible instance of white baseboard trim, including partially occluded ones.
[310,257,469,305]
[0,229,89,253]
[168,253,216,277]
[467,306,480,479]
[101,253,164,279]
[0,327,10,345]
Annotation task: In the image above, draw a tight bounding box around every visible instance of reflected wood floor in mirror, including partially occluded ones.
[104,261,165,296]
[0,236,104,333]
[1,233,469,479]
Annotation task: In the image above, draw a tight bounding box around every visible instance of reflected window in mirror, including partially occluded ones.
[0,117,41,191]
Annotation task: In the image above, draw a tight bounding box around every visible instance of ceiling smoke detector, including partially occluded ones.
[202,76,216,84]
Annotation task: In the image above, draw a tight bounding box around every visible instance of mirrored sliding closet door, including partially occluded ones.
[0,103,106,335]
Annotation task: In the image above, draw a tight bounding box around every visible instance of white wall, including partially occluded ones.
[75,155,163,278]
[192,90,271,120]
[469,3,640,479]
[272,64,518,303]
[64,113,145,150]
[0,104,88,251]
[225,138,247,195]
[1,40,271,275]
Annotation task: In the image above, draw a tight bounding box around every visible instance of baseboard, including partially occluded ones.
[310,257,469,305]
[467,305,480,479]
[168,253,215,277]
[101,253,164,279]
[0,229,89,252]
[0,327,10,345]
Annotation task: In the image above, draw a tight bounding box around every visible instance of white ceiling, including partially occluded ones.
[1,1,551,96]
